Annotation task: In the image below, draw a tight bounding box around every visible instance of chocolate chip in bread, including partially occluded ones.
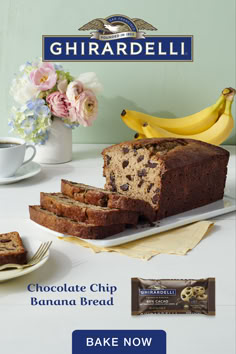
[102,138,229,220]
[61,180,156,222]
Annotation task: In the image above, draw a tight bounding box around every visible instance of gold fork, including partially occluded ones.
[0,241,52,271]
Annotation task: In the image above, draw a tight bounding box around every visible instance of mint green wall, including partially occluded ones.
[0,0,235,144]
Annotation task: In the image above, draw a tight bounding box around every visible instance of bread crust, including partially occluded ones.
[61,180,156,222]
[102,138,229,171]
[0,232,27,265]
[40,192,139,225]
[29,206,125,239]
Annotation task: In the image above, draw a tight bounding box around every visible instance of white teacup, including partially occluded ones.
[0,137,36,178]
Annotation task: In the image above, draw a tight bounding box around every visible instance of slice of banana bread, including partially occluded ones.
[61,179,156,221]
[29,206,125,239]
[0,232,27,265]
[40,192,139,225]
[102,138,229,220]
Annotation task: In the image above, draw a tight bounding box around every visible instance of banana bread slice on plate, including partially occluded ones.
[102,138,229,220]
[0,232,27,265]
[61,179,156,222]
[29,206,125,239]
[40,192,139,226]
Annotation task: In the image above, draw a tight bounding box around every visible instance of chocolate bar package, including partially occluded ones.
[132,278,215,316]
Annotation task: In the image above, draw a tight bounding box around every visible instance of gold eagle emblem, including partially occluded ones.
[79,17,157,34]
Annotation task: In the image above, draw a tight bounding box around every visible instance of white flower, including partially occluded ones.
[66,80,84,104]
[19,61,32,73]
[58,79,68,93]
[77,72,103,94]
[10,76,39,105]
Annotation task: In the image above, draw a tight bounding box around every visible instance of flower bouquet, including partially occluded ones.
[9,59,102,163]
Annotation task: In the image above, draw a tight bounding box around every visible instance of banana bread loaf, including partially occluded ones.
[61,180,156,221]
[102,138,229,220]
[0,232,27,265]
[40,192,139,226]
[29,206,125,239]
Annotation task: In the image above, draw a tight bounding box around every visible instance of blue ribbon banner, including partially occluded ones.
[42,35,193,62]
[72,330,166,354]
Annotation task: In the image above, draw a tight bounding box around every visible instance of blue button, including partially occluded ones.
[72,330,166,354]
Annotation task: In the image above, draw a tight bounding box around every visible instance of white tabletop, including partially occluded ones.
[0,144,235,354]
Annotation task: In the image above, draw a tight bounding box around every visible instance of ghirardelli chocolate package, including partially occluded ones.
[132,278,215,316]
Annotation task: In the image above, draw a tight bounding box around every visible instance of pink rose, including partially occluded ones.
[47,92,70,118]
[69,90,98,127]
[30,62,57,91]
[66,80,84,104]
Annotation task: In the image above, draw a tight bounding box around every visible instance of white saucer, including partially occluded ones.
[0,237,50,282]
[0,162,41,185]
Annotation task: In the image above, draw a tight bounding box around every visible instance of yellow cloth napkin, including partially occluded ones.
[59,221,214,261]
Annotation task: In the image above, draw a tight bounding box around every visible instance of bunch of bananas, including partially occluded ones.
[121,88,235,145]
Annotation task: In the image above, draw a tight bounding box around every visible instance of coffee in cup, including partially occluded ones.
[0,137,36,178]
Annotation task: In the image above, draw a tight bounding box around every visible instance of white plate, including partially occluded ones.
[0,237,50,282]
[0,161,41,185]
[32,195,236,247]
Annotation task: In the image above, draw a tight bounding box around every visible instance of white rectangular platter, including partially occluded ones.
[34,195,236,247]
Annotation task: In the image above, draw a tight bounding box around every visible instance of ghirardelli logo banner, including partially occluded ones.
[42,14,193,62]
